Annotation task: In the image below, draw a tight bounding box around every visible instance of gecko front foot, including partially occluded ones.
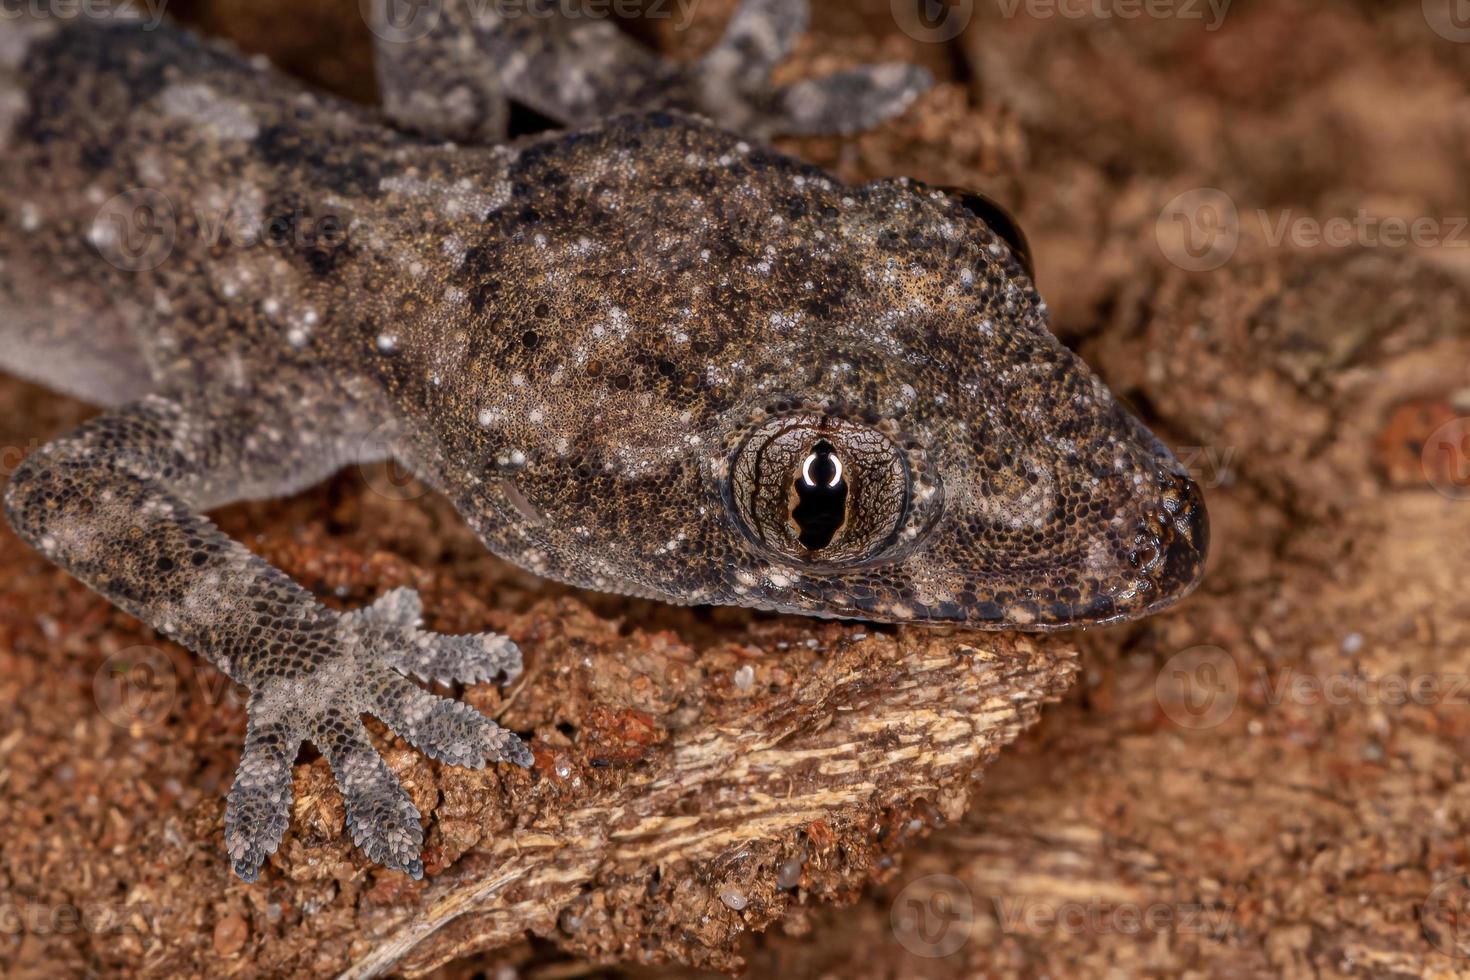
[695,0,934,137]
[224,589,530,882]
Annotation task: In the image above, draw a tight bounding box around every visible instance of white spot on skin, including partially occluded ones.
[379,174,510,221]
[158,84,260,141]
[376,333,399,354]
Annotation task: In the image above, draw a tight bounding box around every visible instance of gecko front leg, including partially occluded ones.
[3,391,529,881]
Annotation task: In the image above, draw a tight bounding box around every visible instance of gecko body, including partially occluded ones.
[0,6,1206,879]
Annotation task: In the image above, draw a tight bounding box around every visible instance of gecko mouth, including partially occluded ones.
[926,469,1209,629]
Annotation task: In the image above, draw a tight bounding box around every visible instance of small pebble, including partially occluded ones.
[733,664,754,691]
[776,857,803,889]
[719,888,749,911]
[213,913,249,956]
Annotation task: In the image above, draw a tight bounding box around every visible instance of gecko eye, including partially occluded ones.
[940,186,1034,280]
[727,415,913,567]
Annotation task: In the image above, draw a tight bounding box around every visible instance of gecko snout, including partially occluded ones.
[1132,470,1210,609]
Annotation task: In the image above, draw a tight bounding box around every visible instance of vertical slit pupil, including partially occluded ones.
[793,440,848,551]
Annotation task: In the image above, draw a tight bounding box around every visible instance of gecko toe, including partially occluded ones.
[393,629,523,686]
[370,671,527,768]
[359,587,426,630]
[225,704,303,883]
[704,0,810,91]
[315,710,425,878]
[344,591,523,685]
[772,63,934,136]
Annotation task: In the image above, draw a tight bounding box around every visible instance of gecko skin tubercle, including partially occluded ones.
[0,5,1206,880]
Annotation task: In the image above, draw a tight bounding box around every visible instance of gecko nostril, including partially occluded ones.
[1152,472,1210,598]
[1127,537,1162,572]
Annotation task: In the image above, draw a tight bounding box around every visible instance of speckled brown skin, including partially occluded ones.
[0,11,1204,881]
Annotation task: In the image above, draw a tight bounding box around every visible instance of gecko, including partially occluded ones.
[0,1,1208,882]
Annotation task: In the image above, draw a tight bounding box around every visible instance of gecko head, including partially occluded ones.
[438,115,1206,629]
[686,175,1210,628]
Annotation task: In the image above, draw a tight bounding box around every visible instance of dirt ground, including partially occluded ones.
[3,1,1470,977]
